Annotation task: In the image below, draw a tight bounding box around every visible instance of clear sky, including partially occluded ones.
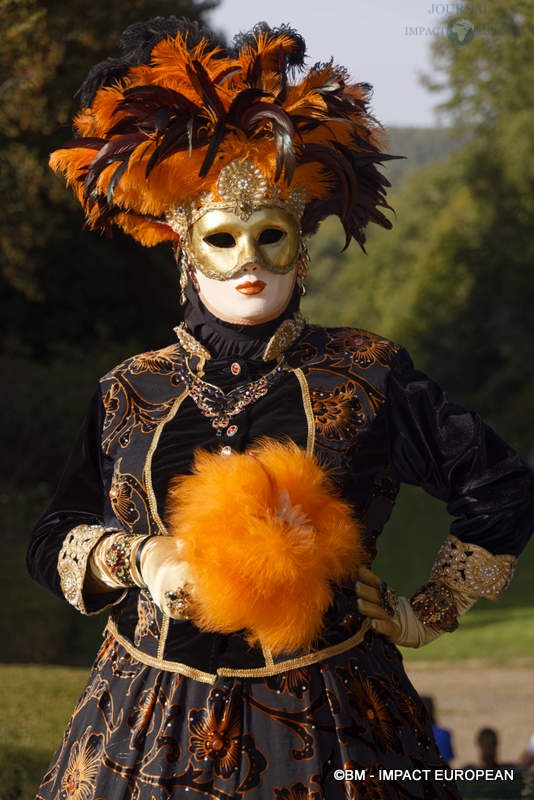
[208,0,455,128]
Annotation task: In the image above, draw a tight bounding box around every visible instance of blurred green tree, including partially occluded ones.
[304,0,534,449]
[0,0,218,357]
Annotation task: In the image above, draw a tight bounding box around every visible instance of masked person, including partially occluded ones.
[28,18,534,800]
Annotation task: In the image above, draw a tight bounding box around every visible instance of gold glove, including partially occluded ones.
[355,566,474,648]
[88,533,195,620]
[137,537,196,620]
[356,536,516,648]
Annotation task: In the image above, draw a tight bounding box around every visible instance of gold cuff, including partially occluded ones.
[430,534,517,600]
[57,524,119,613]
[92,533,149,590]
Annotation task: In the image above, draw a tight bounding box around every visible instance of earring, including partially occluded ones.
[176,249,189,306]
[297,238,310,296]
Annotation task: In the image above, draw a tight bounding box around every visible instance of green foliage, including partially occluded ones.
[0,0,217,353]
[304,1,534,449]
[422,1,534,128]
[384,126,465,185]
[1,484,105,664]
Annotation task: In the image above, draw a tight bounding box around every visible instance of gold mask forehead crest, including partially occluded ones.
[165,159,306,240]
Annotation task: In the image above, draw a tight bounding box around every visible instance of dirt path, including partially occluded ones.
[405,660,534,766]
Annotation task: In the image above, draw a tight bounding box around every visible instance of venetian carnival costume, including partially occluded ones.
[28,18,534,800]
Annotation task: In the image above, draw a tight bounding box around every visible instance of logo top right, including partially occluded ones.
[447,18,476,45]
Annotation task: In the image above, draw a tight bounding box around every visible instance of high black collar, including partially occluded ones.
[183,283,301,360]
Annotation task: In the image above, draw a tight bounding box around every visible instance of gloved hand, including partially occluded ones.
[138,536,196,620]
[355,565,474,648]
[88,533,195,620]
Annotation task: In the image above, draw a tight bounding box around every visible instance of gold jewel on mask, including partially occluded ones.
[217,160,269,221]
[166,160,306,240]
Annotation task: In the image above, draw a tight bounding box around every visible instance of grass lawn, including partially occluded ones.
[0,664,88,800]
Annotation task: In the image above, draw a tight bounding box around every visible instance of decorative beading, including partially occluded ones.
[176,357,285,433]
[263,312,306,362]
[174,323,212,364]
[165,159,306,239]
[430,534,517,601]
[57,524,119,613]
[410,581,459,632]
[103,534,138,587]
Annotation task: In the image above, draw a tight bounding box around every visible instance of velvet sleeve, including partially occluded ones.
[387,347,534,557]
[26,386,122,609]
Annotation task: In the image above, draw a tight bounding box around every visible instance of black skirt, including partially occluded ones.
[35,629,461,800]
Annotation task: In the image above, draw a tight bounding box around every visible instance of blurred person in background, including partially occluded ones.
[422,695,454,766]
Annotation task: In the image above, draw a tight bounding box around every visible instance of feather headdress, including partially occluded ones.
[50,18,398,249]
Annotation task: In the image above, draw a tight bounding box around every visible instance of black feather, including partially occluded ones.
[186,60,226,117]
[119,85,202,116]
[231,23,306,68]
[199,119,227,178]
[84,133,144,195]
[57,137,107,150]
[107,160,129,203]
[78,17,225,108]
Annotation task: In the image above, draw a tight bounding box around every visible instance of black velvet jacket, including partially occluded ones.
[27,302,534,679]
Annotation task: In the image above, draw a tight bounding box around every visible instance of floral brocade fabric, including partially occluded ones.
[36,630,460,800]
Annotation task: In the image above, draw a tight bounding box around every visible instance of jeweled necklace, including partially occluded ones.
[173,312,305,434]
[175,356,286,434]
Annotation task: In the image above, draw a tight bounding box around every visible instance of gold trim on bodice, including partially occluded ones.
[106,617,371,683]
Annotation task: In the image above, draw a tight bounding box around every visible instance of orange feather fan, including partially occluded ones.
[165,439,366,656]
[49,20,399,251]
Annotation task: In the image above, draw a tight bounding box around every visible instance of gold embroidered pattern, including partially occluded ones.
[430,534,517,600]
[287,366,315,456]
[263,312,306,362]
[57,524,120,614]
[173,323,211,365]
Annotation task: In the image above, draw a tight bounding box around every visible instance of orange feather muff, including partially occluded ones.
[165,439,366,656]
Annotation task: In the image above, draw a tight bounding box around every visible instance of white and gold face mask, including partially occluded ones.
[184,206,301,324]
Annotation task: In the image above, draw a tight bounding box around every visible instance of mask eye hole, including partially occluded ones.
[258,228,285,245]
[204,232,236,248]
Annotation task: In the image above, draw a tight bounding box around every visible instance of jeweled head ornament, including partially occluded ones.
[50,18,398,250]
